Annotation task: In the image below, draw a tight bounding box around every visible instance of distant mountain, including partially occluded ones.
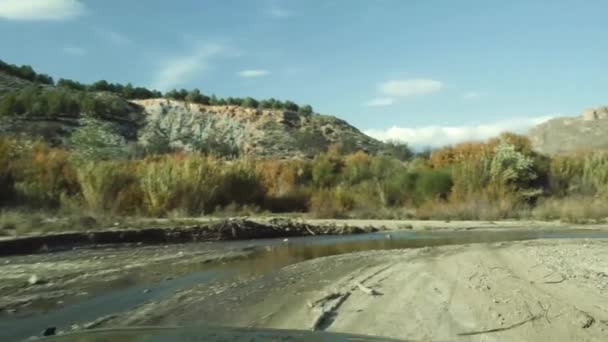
[528,106,608,155]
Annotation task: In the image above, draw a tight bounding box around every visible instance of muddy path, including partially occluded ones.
[2,228,608,341]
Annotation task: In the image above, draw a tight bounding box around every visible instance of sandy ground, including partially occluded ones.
[114,238,608,341]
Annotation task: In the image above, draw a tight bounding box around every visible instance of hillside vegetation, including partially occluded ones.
[1,59,607,231]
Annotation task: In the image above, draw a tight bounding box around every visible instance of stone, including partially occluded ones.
[28,274,42,285]
[42,327,56,336]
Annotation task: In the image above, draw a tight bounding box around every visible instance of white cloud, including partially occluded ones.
[463,91,483,101]
[63,46,86,56]
[379,79,443,97]
[0,0,85,21]
[238,69,270,78]
[364,116,554,149]
[365,97,394,107]
[152,44,225,90]
[94,28,131,46]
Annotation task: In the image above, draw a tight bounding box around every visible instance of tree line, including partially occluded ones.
[0,86,128,119]
[1,59,314,114]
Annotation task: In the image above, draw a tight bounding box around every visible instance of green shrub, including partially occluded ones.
[583,152,608,197]
[415,169,453,204]
[312,153,342,188]
[547,155,585,196]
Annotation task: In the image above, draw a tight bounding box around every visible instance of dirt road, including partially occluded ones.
[116,238,608,341]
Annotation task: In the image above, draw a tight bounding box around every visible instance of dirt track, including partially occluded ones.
[115,238,608,341]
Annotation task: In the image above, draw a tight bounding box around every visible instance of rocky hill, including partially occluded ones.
[135,99,384,157]
[0,70,387,158]
[528,106,608,155]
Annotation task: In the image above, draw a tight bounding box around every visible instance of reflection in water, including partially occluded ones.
[216,229,607,279]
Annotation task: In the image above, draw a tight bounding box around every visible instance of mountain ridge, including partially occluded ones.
[528,106,608,155]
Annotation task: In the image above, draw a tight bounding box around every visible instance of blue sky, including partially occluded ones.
[1,0,607,147]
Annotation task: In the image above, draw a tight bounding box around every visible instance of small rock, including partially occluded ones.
[283,238,289,243]
[42,327,56,336]
[385,234,392,240]
[28,275,42,285]
[143,289,151,294]
[493,299,499,304]
[164,276,173,281]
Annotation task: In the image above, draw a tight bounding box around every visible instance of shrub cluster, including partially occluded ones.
[2,131,608,222]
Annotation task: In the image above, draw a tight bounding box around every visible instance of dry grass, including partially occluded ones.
[532,196,608,224]
[415,196,528,221]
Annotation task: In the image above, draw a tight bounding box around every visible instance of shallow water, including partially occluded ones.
[2,228,607,341]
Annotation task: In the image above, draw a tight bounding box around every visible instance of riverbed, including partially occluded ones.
[1,224,608,341]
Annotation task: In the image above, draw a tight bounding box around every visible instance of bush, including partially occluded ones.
[12,142,79,208]
[76,161,142,214]
[583,152,608,197]
[294,130,328,156]
[217,161,264,207]
[139,154,223,216]
[342,151,373,185]
[309,187,355,218]
[312,152,342,188]
[263,187,311,212]
[415,169,453,204]
[547,154,585,196]
[383,140,413,161]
